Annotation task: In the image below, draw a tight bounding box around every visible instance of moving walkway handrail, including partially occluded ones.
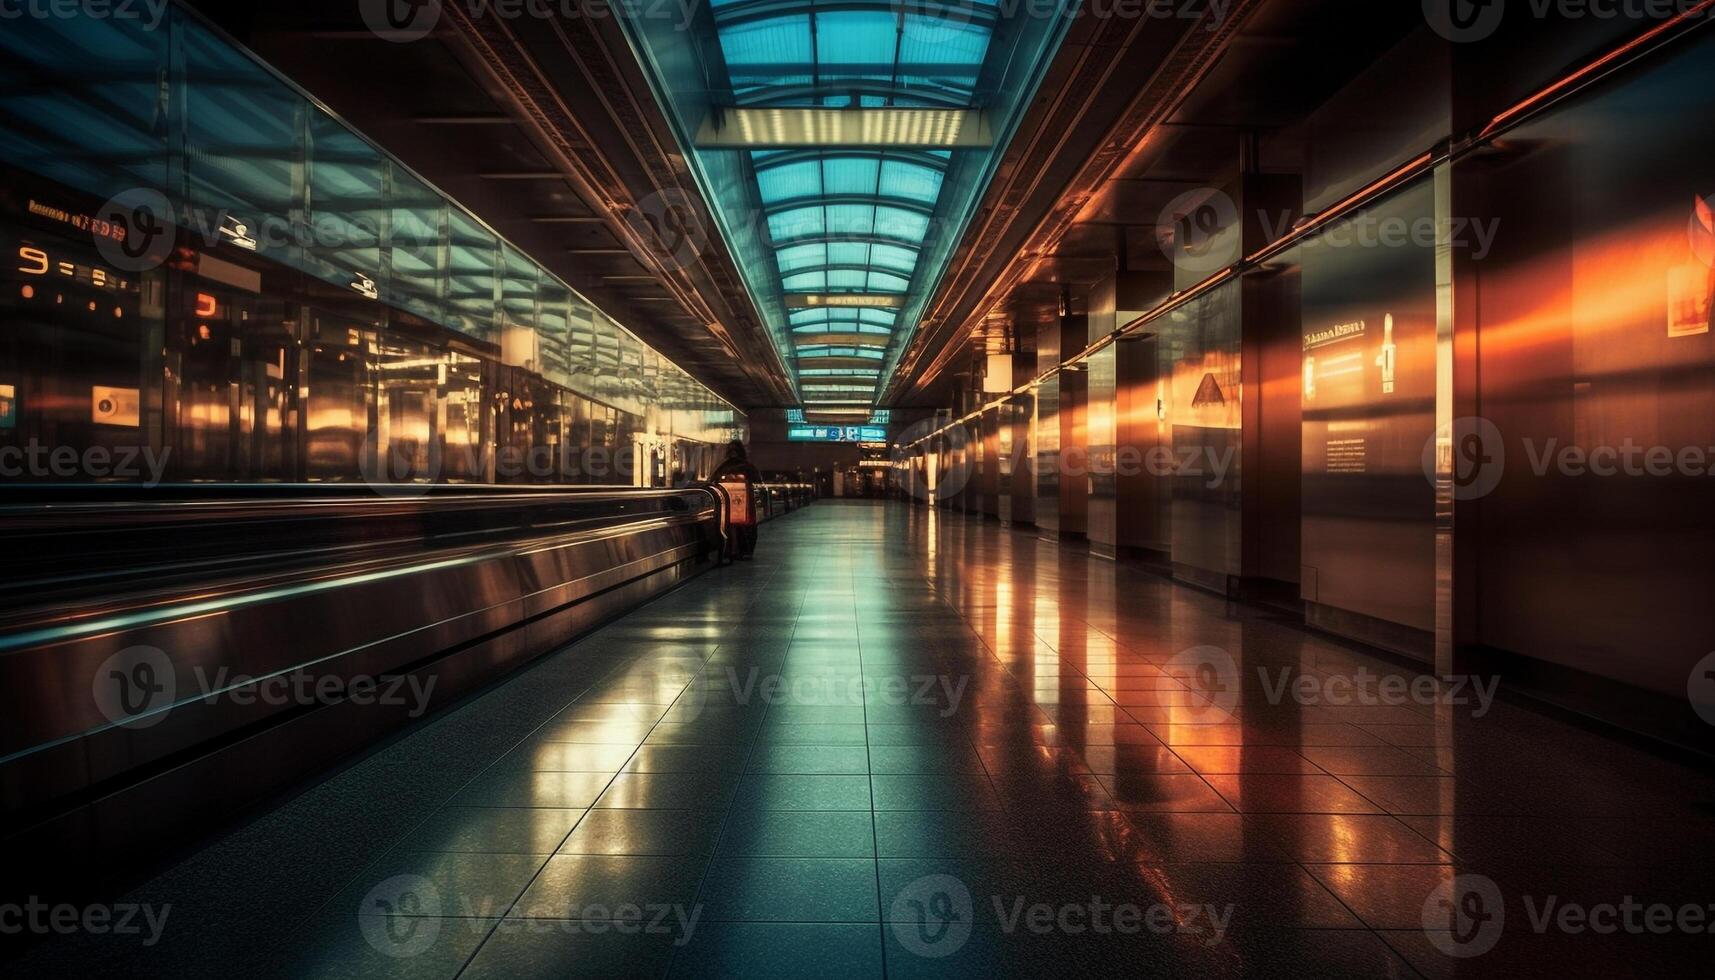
[0,484,724,603]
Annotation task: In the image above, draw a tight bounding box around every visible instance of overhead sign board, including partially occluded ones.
[787,425,888,443]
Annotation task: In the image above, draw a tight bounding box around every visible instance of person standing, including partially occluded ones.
[711,439,762,559]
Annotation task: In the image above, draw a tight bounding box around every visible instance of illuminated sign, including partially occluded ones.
[26,198,126,245]
[788,425,888,442]
[785,408,805,423]
[91,386,140,427]
[219,214,258,251]
[15,244,132,292]
[1304,320,1365,351]
[782,293,905,309]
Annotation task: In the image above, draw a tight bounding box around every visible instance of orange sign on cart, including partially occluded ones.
[720,479,754,526]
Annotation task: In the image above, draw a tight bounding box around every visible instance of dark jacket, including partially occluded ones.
[711,457,763,484]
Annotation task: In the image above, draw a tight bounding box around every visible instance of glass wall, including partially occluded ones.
[0,7,743,486]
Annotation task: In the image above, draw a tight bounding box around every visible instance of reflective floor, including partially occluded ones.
[15,501,1715,978]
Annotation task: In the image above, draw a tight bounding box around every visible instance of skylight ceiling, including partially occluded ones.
[617,0,1073,409]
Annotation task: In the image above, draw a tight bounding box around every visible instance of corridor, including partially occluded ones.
[14,502,1714,979]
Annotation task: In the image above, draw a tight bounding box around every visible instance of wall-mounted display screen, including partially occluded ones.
[788,425,888,442]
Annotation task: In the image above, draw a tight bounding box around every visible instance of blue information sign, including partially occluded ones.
[787,425,888,442]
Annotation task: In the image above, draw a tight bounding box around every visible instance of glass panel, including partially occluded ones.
[823,157,881,195]
[866,271,910,292]
[824,204,876,236]
[781,271,826,291]
[442,350,485,483]
[537,281,571,389]
[756,159,821,204]
[768,206,823,242]
[868,243,919,274]
[828,242,871,267]
[878,161,944,205]
[775,243,826,273]
[0,15,169,198]
[876,206,930,242]
[445,209,496,342]
[389,168,445,325]
[182,18,298,268]
[499,244,539,371]
[302,309,369,483]
[306,114,385,296]
[815,10,898,70]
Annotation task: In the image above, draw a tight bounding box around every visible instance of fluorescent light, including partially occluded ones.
[698,108,993,148]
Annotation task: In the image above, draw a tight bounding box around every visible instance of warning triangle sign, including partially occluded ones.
[1192,372,1226,406]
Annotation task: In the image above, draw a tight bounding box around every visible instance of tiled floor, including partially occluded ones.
[14,501,1715,978]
